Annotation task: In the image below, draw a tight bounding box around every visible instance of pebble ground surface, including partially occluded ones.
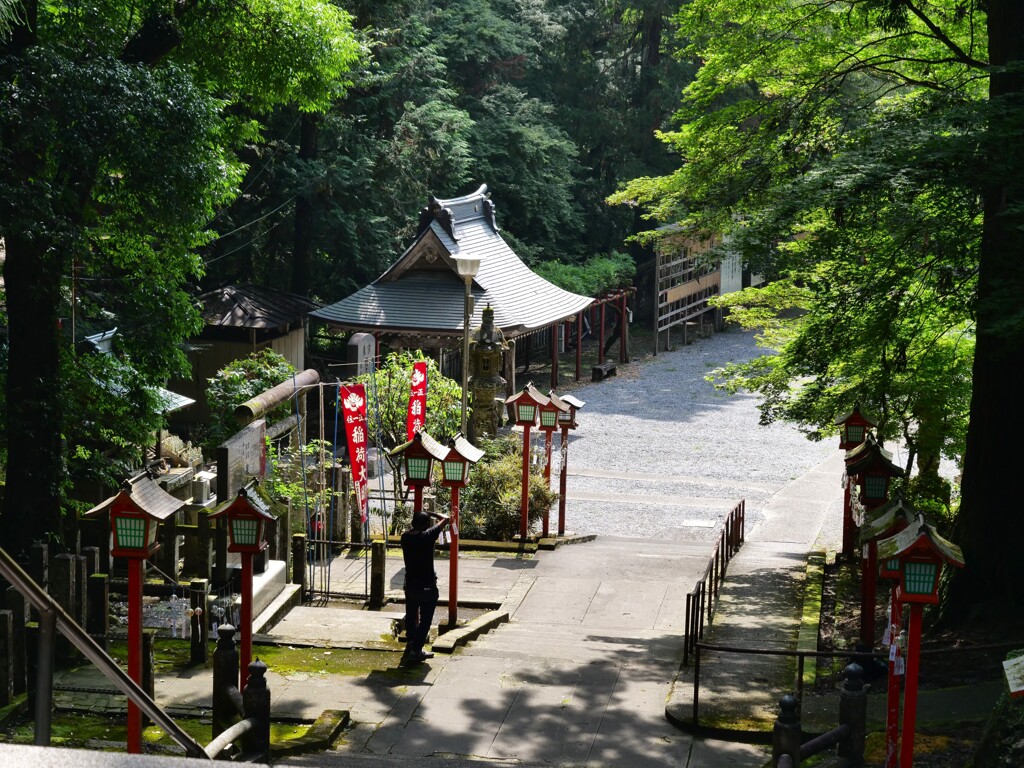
[561,327,836,541]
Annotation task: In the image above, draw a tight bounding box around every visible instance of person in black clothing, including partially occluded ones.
[400,510,450,662]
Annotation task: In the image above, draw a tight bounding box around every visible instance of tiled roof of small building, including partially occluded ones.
[201,284,320,330]
[312,185,593,338]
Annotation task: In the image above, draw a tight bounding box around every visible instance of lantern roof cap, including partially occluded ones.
[859,493,917,543]
[447,432,485,464]
[390,428,449,462]
[558,393,585,410]
[834,403,877,428]
[876,514,965,567]
[84,471,184,521]
[210,480,275,521]
[504,382,549,407]
[543,391,570,413]
[845,433,904,477]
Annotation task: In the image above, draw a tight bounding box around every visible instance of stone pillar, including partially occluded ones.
[291,534,306,604]
[196,510,214,580]
[5,587,29,695]
[74,554,88,630]
[50,554,77,662]
[212,624,240,739]
[28,543,48,622]
[0,610,14,706]
[86,573,110,651]
[838,663,867,765]
[242,659,271,762]
[141,628,157,727]
[369,541,386,609]
[157,516,180,581]
[772,694,801,767]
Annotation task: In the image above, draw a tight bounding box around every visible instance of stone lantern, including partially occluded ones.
[468,304,509,440]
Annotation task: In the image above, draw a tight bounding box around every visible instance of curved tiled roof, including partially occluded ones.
[201,284,320,329]
[312,185,593,338]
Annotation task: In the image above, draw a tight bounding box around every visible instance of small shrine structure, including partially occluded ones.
[311,184,594,390]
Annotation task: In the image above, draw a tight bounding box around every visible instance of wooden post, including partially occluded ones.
[291,534,307,603]
[575,312,583,381]
[558,427,569,536]
[86,573,109,651]
[542,430,553,538]
[550,322,559,390]
[598,301,606,364]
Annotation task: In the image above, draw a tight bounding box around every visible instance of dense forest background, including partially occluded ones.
[207,0,694,299]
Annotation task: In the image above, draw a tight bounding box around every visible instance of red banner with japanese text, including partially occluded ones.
[406,361,428,440]
[339,384,369,523]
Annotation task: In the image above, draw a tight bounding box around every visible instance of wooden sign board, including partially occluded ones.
[1002,655,1024,699]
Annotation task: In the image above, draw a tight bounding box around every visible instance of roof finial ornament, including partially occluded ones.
[483,197,499,233]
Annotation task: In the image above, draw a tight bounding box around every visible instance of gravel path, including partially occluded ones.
[559,326,836,540]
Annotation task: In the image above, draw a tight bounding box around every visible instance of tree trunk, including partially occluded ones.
[0,235,67,559]
[945,0,1024,621]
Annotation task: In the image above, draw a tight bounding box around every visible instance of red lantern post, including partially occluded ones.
[538,392,569,537]
[392,428,447,513]
[845,433,903,645]
[504,384,547,539]
[863,496,917,768]
[877,517,965,768]
[209,481,275,691]
[87,473,182,754]
[439,433,484,627]
[551,393,584,536]
[835,406,876,558]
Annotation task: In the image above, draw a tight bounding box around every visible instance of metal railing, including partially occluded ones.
[682,499,745,665]
[0,547,208,757]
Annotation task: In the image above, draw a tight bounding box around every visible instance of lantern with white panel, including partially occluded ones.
[440,433,485,628]
[209,481,276,691]
[504,383,548,539]
[877,516,964,768]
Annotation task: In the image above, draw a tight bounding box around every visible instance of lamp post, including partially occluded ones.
[835,405,876,559]
[454,256,481,436]
[504,384,548,539]
[877,516,964,768]
[553,393,584,536]
[439,433,484,627]
[537,392,569,538]
[392,428,448,513]
[861,495,917,768]
[844,432,903,646]
[88,474,181,754]
[209,481,275,692]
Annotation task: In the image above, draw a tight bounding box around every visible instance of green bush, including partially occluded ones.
[434,434,558,541]
[205,350,296,451]
[534,252,635,297]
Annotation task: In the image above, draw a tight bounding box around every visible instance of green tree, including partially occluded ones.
[613,0,1024,619]
[0,0,360,557]
[205,350,297,450]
